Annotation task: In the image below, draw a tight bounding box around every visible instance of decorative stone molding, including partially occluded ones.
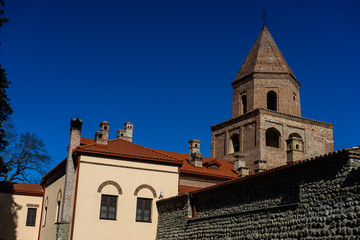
[97,180,122,195]
[134,184,157,198]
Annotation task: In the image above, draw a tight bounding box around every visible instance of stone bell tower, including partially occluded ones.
[211,25,334,173]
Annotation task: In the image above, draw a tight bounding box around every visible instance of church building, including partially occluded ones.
[1,25,355,240]
[211,26,334,173]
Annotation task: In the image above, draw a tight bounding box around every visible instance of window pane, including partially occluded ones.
[26,208,37,226]
[100,195,117,220]
[136,198,152,222]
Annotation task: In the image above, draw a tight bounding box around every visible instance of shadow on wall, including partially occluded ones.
[0,183,20,240]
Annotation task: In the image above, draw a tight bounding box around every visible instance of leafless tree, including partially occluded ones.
[0,121,50,183]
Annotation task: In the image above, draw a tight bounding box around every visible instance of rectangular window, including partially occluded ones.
[100,195,117,220]
[136,198,152,222]
[26,208,37,226]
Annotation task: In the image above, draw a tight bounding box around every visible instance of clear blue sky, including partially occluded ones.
[1,0,359,171]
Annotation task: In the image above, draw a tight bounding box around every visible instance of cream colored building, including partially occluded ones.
[0,119,236,240]
[36,119,235,240]
[0,183,43,240]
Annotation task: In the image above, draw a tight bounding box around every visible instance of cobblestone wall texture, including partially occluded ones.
[156,149,360,239]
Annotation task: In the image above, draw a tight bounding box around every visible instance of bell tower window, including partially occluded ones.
[241,95,247,114]
[267,91,277,111]
[266,128,280,148]
[229,134,240,153]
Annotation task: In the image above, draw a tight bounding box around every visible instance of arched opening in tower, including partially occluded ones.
[266,128,280,148]
[267,91,277,111]
[229,134,240,153]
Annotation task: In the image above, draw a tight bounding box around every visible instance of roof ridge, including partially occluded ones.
[156,149,229,162]
[78,138,182,163]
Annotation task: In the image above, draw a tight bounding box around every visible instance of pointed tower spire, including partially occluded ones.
[231,26,302,118]
[233,25,297,84]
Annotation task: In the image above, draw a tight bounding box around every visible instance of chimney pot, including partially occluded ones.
[188,139,202,167]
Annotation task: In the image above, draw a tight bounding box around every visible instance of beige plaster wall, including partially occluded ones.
[39,175,66,240]
[0,193,42,240]
[72,155,179,240]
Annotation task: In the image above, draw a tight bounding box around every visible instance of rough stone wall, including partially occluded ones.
[156,151,360,239]
[56,223,70,240]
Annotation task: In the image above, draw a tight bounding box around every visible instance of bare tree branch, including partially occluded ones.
[1,120,51,183]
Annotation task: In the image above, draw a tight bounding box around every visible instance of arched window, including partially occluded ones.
[55,189,62,223]
[266,128,280,148]
[97,181,122,220]
[289,133,302,139]
[134,184,157,223]
[267,91,277,111]
[42,197,49,227]
[229,134,240,153]
[241,95,247,114]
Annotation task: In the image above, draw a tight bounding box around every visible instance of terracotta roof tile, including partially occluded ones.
[78,137,236,179]
[0,182,43,196]
[76,138,182,165]
[179,185,202,194]
[80,137,94,145]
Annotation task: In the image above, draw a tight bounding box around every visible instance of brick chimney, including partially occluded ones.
[117,122,133,142]
[95,121,110,145]
[188,139,203,167]
[61,118,82,226]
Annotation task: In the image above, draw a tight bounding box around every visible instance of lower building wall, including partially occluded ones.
[72,155,179,240]
[0,193,42,240]
[156,151,360,239]
[39,175,66,240]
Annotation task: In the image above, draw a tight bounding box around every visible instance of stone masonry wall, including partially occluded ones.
[156,149,360,239]
[211,109,333,172]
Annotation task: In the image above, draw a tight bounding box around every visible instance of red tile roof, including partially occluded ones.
[77,137,236,180]
[76,138,182,165]
[179,185,202,194]
[155,150,237,180]
[80,137,94,145]
[0,182,43,196]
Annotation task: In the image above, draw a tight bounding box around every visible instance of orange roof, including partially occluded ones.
[179,185,201,194]
[155,150,237,180]
[80,137,94,145]
[0,182,43,196]
[76,138,182,165]
[77,137,236,179]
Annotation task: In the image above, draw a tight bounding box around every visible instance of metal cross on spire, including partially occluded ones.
[262,9,268,26]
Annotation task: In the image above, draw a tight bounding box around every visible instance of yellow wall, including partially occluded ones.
[39,175,65,240]
[72,155,179,240]
[0,193,42,240]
